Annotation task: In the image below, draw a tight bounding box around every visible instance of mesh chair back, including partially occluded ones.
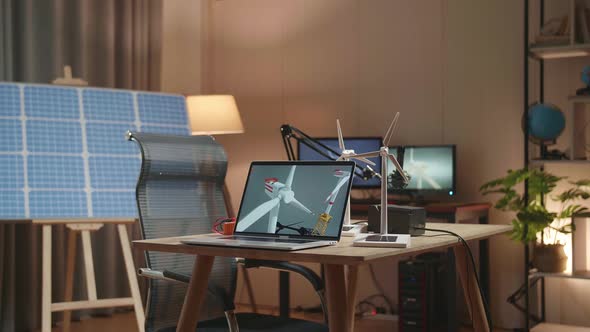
[129,132,236,332]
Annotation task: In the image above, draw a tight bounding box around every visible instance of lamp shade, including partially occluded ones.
[186,95,244,135]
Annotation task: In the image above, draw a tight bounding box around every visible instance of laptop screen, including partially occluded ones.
[235,161,356,240]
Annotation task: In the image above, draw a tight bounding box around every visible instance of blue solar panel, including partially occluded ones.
[89,156,141,189]
[25,86,80,119]
[29,191,88,218]
[28,155,85,189]
[137,93,187,125]
[92,191,137,217]
[27,120,83,153]
[0,191,25,218]
[0,84,21,117]
[0,119,22,152]
[0,82,189,219]
[0,155,24,189]
[141,125,189,135]
[86,122,138,155]
[83,89,135,122]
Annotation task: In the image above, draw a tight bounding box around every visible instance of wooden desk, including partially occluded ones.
[134,223,510,332]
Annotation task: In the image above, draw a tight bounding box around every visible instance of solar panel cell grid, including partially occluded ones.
[0,84,21,117]
[26,120,83,153]
[24,86,80,119]
[0,155,24,189]
[83,89,135,122]
[89,156,141,189]
[137,93,187,125]
[0,119,23,152]
[28,155,86,189]
[0,83,189,219]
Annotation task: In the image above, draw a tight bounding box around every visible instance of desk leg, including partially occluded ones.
[177,255,215,332]
[325,264,349,332]
[346,265,359,332]
[63,229,77,332]
[479,215,490,306]
[454,244,489,332]
[42,225,52,332]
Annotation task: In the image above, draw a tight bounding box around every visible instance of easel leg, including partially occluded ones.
[117,224,145,332]
[177,255,215,332]
[454,244,489,332]
[325,264,350,332]
[42,225,52,332]
[62,229,77,332]
[81,231,97,300]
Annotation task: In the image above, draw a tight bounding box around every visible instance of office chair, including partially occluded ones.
[127,132,328,332]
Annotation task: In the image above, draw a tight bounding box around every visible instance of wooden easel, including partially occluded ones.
[40,67,145,332]
[38,219,145,332]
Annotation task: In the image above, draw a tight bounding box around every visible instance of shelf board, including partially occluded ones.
[532,322,590,332]
[530,270,590,280]
[569,95,590,103]
[530,43,590,59]
[529,159,590,165]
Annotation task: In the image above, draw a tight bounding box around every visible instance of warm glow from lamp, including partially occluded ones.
[186,95,244,135]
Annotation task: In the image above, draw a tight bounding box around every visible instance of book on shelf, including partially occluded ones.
[533,15,570,47]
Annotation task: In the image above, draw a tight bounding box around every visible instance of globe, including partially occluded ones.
[582,65,590,86]
[527,103,565,144]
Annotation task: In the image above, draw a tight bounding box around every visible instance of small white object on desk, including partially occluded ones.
[341,222,367,237]
[353,233,411,248]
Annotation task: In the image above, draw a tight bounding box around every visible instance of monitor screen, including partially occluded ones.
[388,145,456,196]
[235,161,356,239]
[297,137,382,188]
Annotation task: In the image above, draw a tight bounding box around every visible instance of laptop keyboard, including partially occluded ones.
[220,236,313,244]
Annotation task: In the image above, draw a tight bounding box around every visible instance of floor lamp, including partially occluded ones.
[186,94,244,217]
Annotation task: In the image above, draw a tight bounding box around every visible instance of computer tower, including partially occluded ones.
[399,253,448,332]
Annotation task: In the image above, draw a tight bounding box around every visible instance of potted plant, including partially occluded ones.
[480,168,590,273]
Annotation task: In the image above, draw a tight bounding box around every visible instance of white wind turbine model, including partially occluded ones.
[405,148,441,189]
[235,165,313,233]
[348,113,410,241]
[335,119,380,232]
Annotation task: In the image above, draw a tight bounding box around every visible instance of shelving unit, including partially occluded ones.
[523,1,590,331]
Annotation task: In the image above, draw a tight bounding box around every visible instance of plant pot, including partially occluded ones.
[532,244,568,273]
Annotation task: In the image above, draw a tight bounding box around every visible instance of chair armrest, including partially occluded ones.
[240,259,324,292]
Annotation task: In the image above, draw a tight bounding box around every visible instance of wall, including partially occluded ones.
[160,0,205,94]
[161,0,527,328]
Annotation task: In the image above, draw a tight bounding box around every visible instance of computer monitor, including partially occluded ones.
[297,137,382,188]
[388,145,456,197]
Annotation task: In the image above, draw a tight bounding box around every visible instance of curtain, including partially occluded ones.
[0,1,162,331]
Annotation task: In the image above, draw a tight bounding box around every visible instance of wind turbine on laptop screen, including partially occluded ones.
[235,165,313,233]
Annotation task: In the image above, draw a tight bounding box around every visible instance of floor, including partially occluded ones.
[48,310,510,332]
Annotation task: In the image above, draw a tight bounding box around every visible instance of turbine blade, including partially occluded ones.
[337,119,346,151]
[422,175,442,189]
[267,204,281,233]
[286,165,296,187]
[235,197,280,231]
[383,112,400,146]
[350,151,380,159]
[290,197,313,214]
[388,154,409,183]
[352,156,376,166]
[325,176,349,202]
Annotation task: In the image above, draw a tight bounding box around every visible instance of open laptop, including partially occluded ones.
[182,161,356,250]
